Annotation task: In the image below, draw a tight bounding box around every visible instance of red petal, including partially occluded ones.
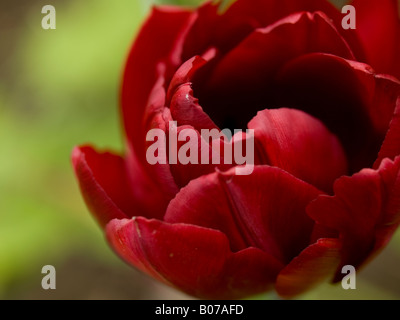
[106,217,283,299]
[165,166,323,263]
[141,68,179,195]
[72,143,176,225]
[170,84,218,131]
[248,108,348,192]
[166,123,260,188]
[183,0,364,61]
[125,145,177,220]
[307,156,400,281]
[375,98,400,168]
[121,7,194,158]
[167,55,207,103]
[210,11,355,85]
[167,56,218,131]
[223,247,284,299]
[167,123,228,188]
[276,53,400,172]
[164,170,248,251]
[72,146,131,227]
[275,238,342,298]
[195,11,355,130]
[351,0,400,79]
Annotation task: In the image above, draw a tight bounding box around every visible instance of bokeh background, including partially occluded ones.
[1,0,399,300]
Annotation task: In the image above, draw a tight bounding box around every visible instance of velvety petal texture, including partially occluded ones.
[275,53,400,172]
[165,166,323,263]
[248,108,348,192]
[275,238,342,298]
[73,0,400,300]
[307,156,400,281]
[106,217,283,299]
[351,0,400,79]
[182,0,364,61]
[168,56,218,131]
[122,7,194,159]
[193,11,356,130]
[72,146,131,227]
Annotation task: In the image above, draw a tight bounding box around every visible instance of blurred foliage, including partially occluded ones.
[0,0,149,297]
[0,0,399,300]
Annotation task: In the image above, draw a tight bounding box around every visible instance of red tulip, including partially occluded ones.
[72,0,400,299]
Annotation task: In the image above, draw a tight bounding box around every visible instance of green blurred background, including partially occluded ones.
[0,0,399,300]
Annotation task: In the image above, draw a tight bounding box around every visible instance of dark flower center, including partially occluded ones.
[192,54,384,174]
